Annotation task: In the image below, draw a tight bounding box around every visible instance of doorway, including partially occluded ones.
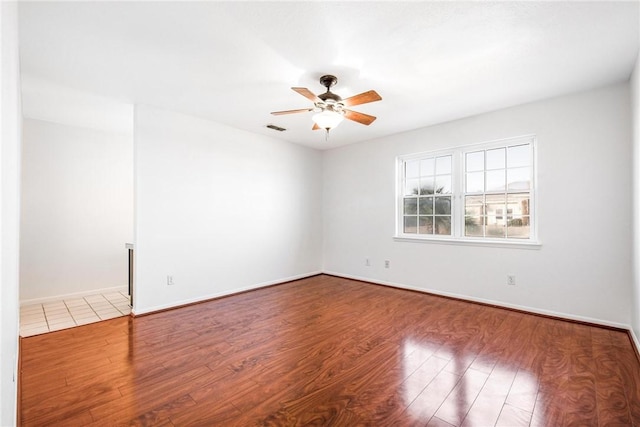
[18,82,134,333]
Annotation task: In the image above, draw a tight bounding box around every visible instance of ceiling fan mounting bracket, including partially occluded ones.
[319,75,338,90]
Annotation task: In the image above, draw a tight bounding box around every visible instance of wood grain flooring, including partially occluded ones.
[19,274,640,426]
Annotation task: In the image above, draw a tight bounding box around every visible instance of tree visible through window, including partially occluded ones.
[398,136,536,243]
[402,155,452,236]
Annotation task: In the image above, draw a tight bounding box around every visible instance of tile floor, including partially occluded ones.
[20,291,131,337]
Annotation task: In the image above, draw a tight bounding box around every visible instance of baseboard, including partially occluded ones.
[20,285,128,306]
[322,270,631,331]
[132,271,322,316]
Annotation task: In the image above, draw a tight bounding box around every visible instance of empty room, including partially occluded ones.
[2,1,640,426]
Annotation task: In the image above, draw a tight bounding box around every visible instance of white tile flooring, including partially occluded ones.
[20,291,131,337]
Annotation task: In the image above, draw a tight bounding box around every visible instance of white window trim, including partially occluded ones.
[395,135,540,248]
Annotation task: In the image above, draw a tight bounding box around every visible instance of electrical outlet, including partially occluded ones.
[385,260,390,269]
[167,275,174,286]
[507,275,516,286]
[365,258,371,266]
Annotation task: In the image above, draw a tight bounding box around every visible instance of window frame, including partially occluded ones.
[395,135,540,248]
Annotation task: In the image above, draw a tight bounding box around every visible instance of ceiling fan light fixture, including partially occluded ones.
[312,109,344,130]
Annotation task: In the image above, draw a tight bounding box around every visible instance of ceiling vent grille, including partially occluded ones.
[266,124,287,132]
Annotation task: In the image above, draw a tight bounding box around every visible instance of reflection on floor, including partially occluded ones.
[20,291,131,337]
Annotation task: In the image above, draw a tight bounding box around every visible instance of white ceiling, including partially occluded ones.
[18,1,640,150]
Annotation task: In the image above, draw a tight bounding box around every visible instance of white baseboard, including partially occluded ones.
[322,270,632,331]
[132,271,322,316]
[20,285,128,306]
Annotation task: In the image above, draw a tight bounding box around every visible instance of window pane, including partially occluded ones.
[418,216,433,234]
[465,216,484,237]
[466,172,484,192]
[507,167,530,190]
[404,198,417,215]
[418,197,433,214]
[486,194,506,218]
[419,177,434,195]
[434,216,451,235]
[486,170,505,192]
[406,160,420,178]
[404,216,417,233]
[487,215,506,227]
[486,216,506,237]
[435,175,451,194]
[465,195,484,216]
[420,158,435,176]
[405,178,419,196]
[507,193,530,216]
[436,156,452,175]
[466,151,484,172]
[435,196,451,215]
[508,144,530,168]
[507,216,530,238]
[486,148,505,170]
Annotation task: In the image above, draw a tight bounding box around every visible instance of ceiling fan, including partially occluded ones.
[271,75,382,134]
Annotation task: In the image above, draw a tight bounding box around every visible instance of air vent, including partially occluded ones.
[266,124,287,132]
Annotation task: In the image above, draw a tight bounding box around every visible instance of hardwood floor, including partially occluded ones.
[19,274,640,426]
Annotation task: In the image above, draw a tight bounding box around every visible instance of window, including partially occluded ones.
[397,136,537,245]
[402,154,453,236]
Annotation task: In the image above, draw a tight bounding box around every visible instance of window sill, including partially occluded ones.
[393,235,542,249]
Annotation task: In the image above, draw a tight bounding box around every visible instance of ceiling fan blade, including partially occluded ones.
[312,123,321,131]
[344,109,377,126]
[292,87,320,102]
[342,90,382,107]
[271,108,313,116]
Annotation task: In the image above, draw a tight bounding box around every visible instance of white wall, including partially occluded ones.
[632,51,640,340]
[133,105,322,314]
[20,119,133,301]
[323,82,633,327]
[1,2,21,425]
